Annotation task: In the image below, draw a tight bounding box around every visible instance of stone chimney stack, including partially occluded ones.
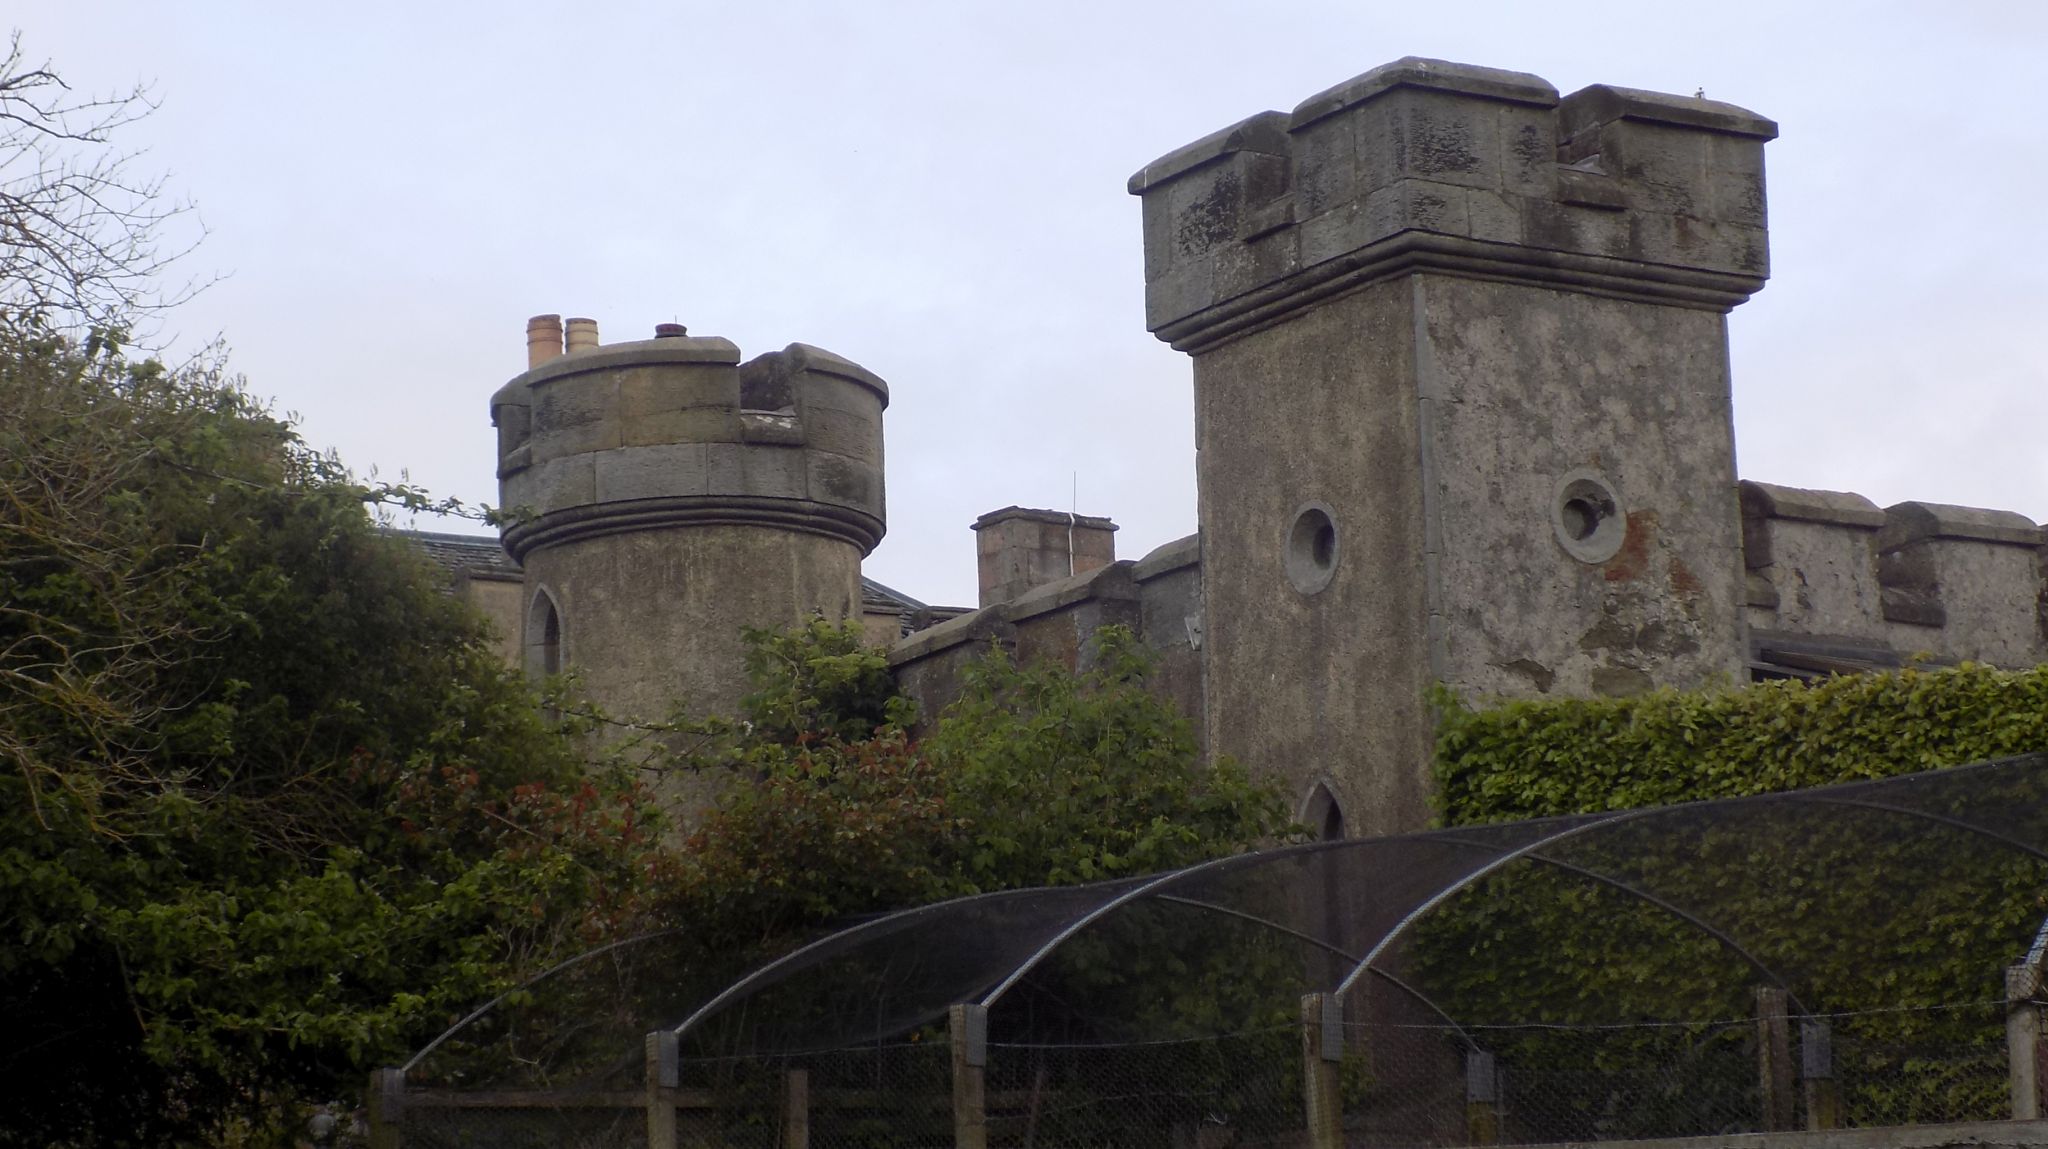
[1131,57,1775,835]
[972,506,1118,608]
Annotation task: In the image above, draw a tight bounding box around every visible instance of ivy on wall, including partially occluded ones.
[1434,663,2048,826]
[1424,664,2048,1134]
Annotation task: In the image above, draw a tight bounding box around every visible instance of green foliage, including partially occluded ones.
[1433,663,2048,825]
[925,628,1289,891]
[667,622,1290,951]
[1425,667,2048,1134]
[0,330,659,1146]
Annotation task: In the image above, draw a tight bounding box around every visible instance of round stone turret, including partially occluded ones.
[491,320,887,722]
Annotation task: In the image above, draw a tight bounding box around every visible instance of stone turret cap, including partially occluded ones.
[1289,56,1560,130]
[1877,501,2042,552]
[1558,84,1778,141]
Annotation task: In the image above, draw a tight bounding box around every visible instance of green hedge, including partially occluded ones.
[1433,663,2048,826]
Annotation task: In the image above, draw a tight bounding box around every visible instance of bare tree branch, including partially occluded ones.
[0,30,209,340]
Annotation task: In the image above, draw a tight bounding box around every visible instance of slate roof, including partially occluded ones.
[399,529,521,581]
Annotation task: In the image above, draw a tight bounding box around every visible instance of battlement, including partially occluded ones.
[1130,57,1777,351]
[490,321,888,563]
[1741,481,2048,669]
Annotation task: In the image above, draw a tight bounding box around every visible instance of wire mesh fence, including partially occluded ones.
[388,1000,2026,1147]
[374,757,2048,1148]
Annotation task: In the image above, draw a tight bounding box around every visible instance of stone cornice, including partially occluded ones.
[500,496,884,563]
[1154,230,1766,354]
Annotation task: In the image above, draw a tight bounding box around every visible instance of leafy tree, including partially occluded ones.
[0,328,660,1146]
[663,621,1290,955]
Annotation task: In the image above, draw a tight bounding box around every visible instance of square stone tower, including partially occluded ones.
[1130,59,1776,835]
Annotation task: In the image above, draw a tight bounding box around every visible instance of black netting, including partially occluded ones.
[380,754,2048,1147]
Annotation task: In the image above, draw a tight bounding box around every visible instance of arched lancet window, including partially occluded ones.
[1303,782,1346,842]
[526,587,563,680]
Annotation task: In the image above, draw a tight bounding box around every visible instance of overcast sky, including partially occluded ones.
[15,2,2047,607]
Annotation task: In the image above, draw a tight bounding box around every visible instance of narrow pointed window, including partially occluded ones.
[1304,783,1346,842]
[527,588,563,680]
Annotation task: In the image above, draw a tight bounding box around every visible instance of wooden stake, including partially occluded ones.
[951,1004,988,1149]
[1301,994,1343,1149]
[1755,987,1794,1132]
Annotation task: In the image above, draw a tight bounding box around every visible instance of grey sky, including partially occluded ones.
[16,1,2047,608]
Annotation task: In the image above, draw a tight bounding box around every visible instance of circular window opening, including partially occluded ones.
[1552,471,1627,564]
[1285,503,1340,595]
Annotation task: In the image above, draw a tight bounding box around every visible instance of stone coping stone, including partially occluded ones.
[1878,501,2043,552]
[779,342,891,404]
[1002,561,1138,625]
[1127,111,1289,195]
[1289,56,1559,130]
[1739,481,1885,528]
[1132,532,1200,582]
[972,506,1118,532]
[517,336,743,390]
[496,338,889,406]
[1557,83,1779,141]
[886,605,1011,667]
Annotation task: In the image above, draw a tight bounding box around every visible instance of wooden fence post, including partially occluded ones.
[784,1066,810,1149]
[1301,993,1343,1149]
[646,1030,678,1149]
[2010,963,2043,1120]
[1755,987,1795,1131]
[1465,1049,1500,1145]
[1800,1019,1839,1130]
[951,1004,988,1149]
[366,1067,404,1149]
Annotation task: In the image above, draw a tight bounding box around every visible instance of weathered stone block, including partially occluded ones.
[615,363,737,419]
[593,443,708,502]
[737,444,807,500]
[620,405,741,448]
[802,406,882,464]
[529,373,620,461]
[1290,113,1358,218]
[805,452,882,512]
[528,454,594,513]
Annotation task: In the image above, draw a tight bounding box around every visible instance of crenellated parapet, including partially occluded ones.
[1741,480,2048,670]
[491,327,887,564]
[1131,57,1776,352]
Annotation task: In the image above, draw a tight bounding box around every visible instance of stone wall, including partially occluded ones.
[1743,480,2047,669]
[888,535,1207,740]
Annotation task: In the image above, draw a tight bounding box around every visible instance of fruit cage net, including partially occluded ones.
[379,754,2048,1149]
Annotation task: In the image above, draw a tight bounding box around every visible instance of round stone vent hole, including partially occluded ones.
[1285,503,1340,595]
[1552,472,1627,564]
